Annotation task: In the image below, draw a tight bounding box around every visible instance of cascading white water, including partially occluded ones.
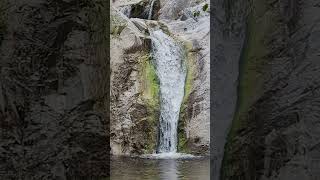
[148,0,156,20]
[150,29,186,153]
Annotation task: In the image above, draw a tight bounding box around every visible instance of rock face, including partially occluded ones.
[0,0,109,179]
[164,0,210,155]
[211,0,247,178]
[110,7,159,155]
[114,0,161,20]
[219,0,320,179]
[110,0,210,155]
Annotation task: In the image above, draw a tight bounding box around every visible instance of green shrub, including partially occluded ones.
[202,4,209,12]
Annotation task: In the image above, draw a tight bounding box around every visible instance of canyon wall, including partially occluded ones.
[110,7,159,155]
[0,0,109,179]
[211,0,247,178]
[110,0,210,155]
[220,0,320,179]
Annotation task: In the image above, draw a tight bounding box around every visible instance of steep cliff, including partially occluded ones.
[110,8,160,155]
[0,0,109,179]
[110,0,210,155]
[164,0,210,155]
[152,0,211,155]
[221,0,320,179]
[212,0,247,178]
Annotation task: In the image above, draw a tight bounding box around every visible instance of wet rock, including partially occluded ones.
[163,0,210,155]
[111,0,210,156]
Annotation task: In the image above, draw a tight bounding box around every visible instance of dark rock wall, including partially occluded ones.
[221,0,320,179]
[212,0,248,179]
[0,0,109,179]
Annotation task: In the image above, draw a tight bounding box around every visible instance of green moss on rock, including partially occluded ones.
[178,41,197,153]
[140,53,160,108]
[183,42,196,102]
[139,52,160,154]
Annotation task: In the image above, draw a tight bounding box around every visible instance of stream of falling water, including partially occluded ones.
[148,0,156,19]
[150,30,186,154]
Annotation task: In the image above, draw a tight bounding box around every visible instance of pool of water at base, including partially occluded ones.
[111,155,210,180]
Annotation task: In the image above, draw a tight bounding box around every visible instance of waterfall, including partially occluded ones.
[150,30,186,153]
[148,0,156,20]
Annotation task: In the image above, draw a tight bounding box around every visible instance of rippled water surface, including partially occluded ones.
[111,156,210,180]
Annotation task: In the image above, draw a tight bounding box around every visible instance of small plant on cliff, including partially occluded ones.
[203,4,209,12]
[193,10,200,17]
[111,25,126,36]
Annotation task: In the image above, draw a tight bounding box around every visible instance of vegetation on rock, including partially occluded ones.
[139,53,160,153]
[202,4,209,12]
[140,54,160,109]
[178,42,197,153]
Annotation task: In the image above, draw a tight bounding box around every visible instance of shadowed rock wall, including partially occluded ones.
[0,0,110,179]
[220,0,320,179]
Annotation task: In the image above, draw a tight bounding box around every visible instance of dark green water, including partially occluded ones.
[111,156,210,180]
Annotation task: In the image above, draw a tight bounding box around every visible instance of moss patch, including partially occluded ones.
[139,52,160,153]
[140,53,160,108]
[183,42,196,102]
[177,41,197,153]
